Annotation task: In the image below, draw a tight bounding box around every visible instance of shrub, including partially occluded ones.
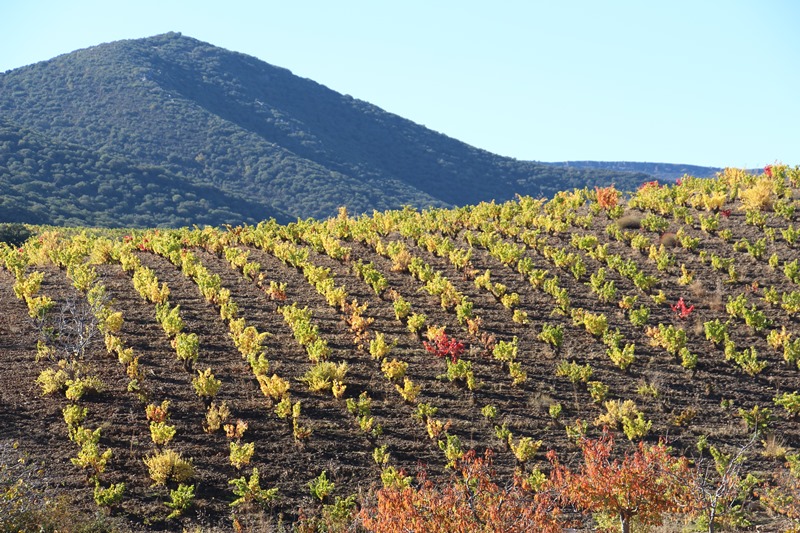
[492,337,518,362]
[224,419,248,440]
[164,483,195,520]
[440,359,478,390]
[274,397,293,419]
[64,375,105,401]
[143,449,195,486]
[392,295,411,321]
[360,449,562,533]
[704,319,729,346]
[548,430,698,533]
[628,305,650,327]
[381,358,408,381]
[204,401,231,433]
[581,311,608,336]
[172,332,199,371]
[300,361,349,393]
[774,391,800,418]
[413,402,439,423]
[587,381,609,403]
[594,185,621,210]
[93,480,125,508]
[36,367,69,396]
[71,438,113,479]
[406,312,426,335]
[380,466,412,490]
[508,361,526,385]
[738,405,772,435]
[192,367,221,402]
[424,331,465,363]
[555,360,592,384]
[155,302,183,337]
[438,434,464,469]
[395,377,421,403]
[257,374,290,403]
[309,471,335,502]
[739,176,775,211]
[671,297,695,319]
[538,324,563,347]
[145,400,170,423]
[647,323,687,355]
[607,342,635,371]
[369,332,395,361]
[229,441,255,470]
[784,338,800,368]
[230,467,278,508]
[63,405,87,436]
[149,422,177,447]
[596,400,652,440]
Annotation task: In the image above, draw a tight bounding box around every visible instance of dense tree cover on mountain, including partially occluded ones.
[0,32,655,225]
[544,161,729,182]
[0,119,281,226]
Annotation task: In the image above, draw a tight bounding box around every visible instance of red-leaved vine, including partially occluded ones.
[671,297,695,319]
[423,332,465,364]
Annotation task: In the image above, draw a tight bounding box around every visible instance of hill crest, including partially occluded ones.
[1,32,678,225]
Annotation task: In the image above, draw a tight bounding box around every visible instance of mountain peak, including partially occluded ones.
[0,35,653,226]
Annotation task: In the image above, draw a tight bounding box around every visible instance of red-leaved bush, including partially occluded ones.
[423,332,465,363]
[671,297,695,319]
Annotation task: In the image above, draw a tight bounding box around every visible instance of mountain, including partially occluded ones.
[542,161,726,182]
[0,32,653,226]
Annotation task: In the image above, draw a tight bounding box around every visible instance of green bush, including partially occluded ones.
[0,223,33,246]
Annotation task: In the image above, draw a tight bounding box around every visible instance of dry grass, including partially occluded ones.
[659,232,678,248]
[761,433,788,459]
[616,214,642,229]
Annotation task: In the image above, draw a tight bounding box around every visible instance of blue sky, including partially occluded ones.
[2,1,798,168]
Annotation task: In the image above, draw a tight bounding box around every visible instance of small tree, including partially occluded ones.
[691,434,761,532]
[360,449,562,533]
[548,430,698,533]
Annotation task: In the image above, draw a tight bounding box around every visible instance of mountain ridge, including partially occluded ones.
[0,32,719,226]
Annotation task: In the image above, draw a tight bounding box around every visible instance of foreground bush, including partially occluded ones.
[359,449,562,533]
[549,429,698,533]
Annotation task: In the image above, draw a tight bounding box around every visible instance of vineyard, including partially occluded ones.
[1,165,800,532]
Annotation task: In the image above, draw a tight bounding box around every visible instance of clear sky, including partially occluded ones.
[2,0,798,168]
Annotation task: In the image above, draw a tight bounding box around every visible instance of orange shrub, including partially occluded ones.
[548,430,698,533]
[359,449,562,533]
[595,185,620,210]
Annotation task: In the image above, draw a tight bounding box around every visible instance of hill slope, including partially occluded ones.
[0,166,799,530]
[0,32,653,224]
[0,118,289,226]
[544,160,727,182]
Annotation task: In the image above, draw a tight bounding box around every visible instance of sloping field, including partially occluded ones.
[1,166,799,531]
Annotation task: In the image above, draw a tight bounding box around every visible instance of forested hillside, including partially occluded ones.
[0,119,284,226]
[0,32,653,224]
[545,161,729,182]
